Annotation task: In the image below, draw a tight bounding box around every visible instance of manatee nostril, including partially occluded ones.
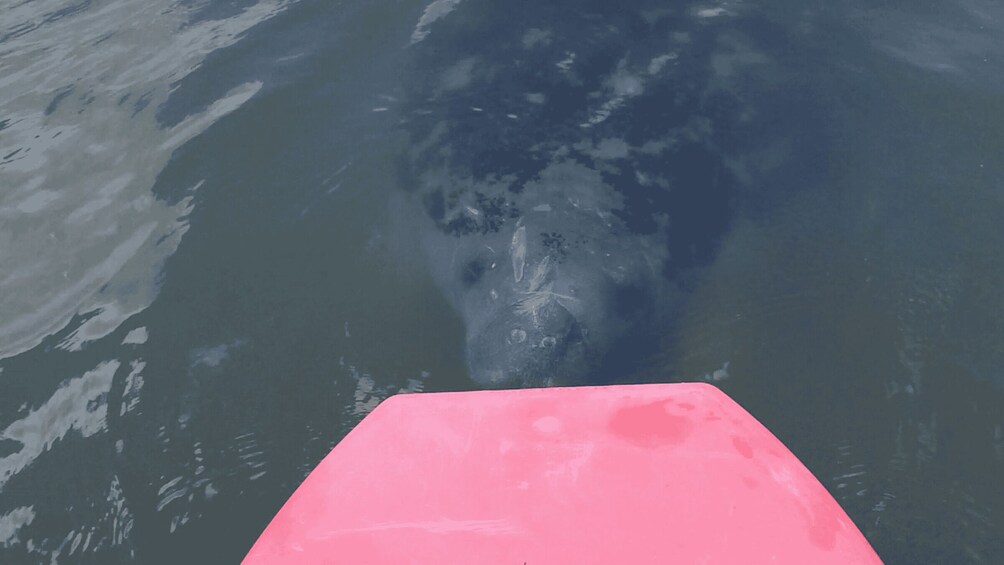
[540,335,557,348]
[509,328,527,344]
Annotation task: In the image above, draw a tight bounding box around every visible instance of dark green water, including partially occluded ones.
[1,0,1002,562]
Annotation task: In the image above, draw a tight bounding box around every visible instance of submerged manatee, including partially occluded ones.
[393,0,784,386]
[394,159,673,386]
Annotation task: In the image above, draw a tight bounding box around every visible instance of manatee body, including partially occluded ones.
[394,0,773,386]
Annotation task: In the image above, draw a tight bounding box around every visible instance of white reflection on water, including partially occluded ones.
[0,505,34,548]
[410,0,464,44]
[0,0,290,360]
[0,361,119,491]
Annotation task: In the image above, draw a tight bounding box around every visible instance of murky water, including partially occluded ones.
[1,0,1002,562]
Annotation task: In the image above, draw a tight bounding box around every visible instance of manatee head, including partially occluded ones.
[398,158,674,387]
[393,0,769,386]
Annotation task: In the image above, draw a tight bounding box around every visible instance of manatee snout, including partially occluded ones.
[466,295,591,387]
[456,212,665,387]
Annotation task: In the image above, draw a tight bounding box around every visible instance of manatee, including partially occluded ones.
[392,0,781,386]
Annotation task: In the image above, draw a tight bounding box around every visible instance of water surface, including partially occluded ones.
[1,0,1002,562]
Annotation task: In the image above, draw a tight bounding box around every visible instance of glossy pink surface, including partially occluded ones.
[244,383,881,564]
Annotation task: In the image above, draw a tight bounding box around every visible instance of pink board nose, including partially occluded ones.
[243,383,881,564]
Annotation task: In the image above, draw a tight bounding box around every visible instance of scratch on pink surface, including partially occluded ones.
[328,518,522,536]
